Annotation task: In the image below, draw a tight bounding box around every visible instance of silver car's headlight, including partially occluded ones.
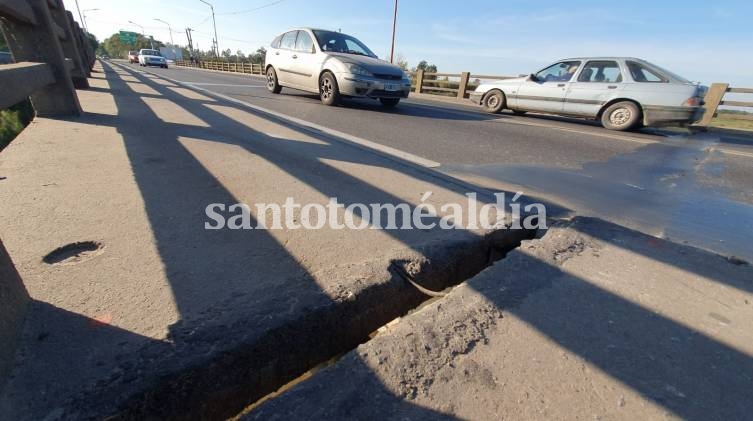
[347,64,373,77]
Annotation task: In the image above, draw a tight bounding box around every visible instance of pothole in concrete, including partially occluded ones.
[43,241,104,266]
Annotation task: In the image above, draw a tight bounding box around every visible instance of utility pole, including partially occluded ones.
[199,0,219,58]
[185,28,195,61]
[73,0,85,30]
[390,0,398,63]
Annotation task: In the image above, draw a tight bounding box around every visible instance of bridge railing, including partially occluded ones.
[698,84,753,127]
[170,61,752,129]
[410,69,517,100]
[174,60,264,75]
[0,0,94,116]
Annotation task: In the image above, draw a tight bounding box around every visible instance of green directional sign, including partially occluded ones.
[119,31,139,44]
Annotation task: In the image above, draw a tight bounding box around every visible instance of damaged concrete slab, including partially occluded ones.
[249,217,753,420]
[0,62,534,419]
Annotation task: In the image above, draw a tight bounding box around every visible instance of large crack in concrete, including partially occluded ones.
[70,228,537,420]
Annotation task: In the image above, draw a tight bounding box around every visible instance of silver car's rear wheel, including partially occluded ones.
[601,101,641,131]
[266,67,282,94]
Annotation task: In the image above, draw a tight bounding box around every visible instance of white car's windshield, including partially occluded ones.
[142,50,160,56]
[312,30,376,58]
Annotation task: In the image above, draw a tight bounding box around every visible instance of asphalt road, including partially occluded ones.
[127,62,753,262]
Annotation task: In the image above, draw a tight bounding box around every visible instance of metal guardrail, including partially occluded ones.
[174,60,264,75]
[410,69,517,100]
[177,59,751,129]
[698,84,753,126]
[0,0,95,115]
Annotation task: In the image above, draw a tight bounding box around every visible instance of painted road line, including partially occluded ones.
[123,63,442,169]
[176,82,267,88]
[714,148,753,159]
[131,63,753,162]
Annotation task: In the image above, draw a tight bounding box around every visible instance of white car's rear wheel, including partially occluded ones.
[601,101,641,131]
[483,90,505,113]
[266,67,282,94]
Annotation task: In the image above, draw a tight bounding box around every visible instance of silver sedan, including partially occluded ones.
[264,28,412,107]
[470,57,706,130]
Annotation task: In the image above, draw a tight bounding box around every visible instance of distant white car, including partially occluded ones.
[264,28,411,107]
[469,57,706,130]
[138,49,167,69]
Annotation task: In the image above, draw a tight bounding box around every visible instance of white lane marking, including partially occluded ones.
[713,148,753,159]
[174,82,267,88]
[123,63,441,168]
[407,99,660,144]
[625,183,646,191]
[491,117,657,144]
[123,63,753,162]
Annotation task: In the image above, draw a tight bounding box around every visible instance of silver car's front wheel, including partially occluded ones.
[319,72,340,106]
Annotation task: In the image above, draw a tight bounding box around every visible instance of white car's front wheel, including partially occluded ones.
[483,90,506,114]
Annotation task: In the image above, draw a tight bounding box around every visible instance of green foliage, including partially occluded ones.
[0,99,35,151]
[415,60,438,73]
[101,32,165,59]
[415,60,438,80]
[84,32,99,54]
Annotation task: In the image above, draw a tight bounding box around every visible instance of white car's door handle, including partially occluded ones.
[292,55,298,59]
[275,52,280,55]
[608,85,618,89]
[557,83,566,87]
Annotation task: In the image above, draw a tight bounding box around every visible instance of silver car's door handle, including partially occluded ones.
[608,85,618,89]
[292,54,298,59]
[275,52,280,55]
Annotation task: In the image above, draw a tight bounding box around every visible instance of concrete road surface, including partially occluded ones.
[131,63,753,263]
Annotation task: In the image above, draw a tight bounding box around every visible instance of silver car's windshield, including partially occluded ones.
[312,30,377,58]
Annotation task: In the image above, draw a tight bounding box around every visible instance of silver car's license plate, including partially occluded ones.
[385,84,399,91]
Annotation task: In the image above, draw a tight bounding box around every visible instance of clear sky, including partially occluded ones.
[74,0,753,86]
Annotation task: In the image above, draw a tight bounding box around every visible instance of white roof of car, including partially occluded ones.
[561,57,645,62]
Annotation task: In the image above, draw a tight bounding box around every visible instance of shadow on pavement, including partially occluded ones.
[4,60,751,420]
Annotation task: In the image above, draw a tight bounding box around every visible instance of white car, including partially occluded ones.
[265,28,412,107]
[138,49,167,69]
[469,57,706,131]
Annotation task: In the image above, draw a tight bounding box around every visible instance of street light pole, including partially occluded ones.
[390,0,398,63]
[128,20,154,49]
[82,8,99,33]
[154,19,174,45]
[199,0,219,58]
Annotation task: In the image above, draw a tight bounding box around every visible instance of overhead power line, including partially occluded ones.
[216,0,285,16]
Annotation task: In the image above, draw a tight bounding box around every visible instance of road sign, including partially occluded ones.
[119,31,139,44]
